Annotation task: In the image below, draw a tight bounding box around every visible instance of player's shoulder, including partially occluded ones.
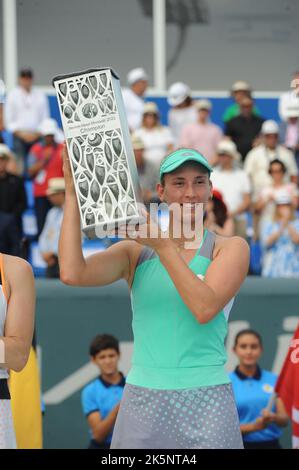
[106,239,143,258]
[3,254,33,276]
[214,234,249,256]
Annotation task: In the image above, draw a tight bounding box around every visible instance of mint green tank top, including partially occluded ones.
[126,229,233,390]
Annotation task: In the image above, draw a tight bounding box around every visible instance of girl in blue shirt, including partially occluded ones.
[229,329,289,449]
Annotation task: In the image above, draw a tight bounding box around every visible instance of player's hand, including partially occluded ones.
[62,143,75,194]
[115,207,171,252]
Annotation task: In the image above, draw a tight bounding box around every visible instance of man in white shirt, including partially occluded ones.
[244,120,298,202]
[167,82,197,146]
[121,68,148,132]
[211,140,251,238]
[4,68,50,174]
[279,71,299,121]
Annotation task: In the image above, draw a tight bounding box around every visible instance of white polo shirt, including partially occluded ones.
[121,87,144,131]
[211,167,251,220]
[5,86,50,133]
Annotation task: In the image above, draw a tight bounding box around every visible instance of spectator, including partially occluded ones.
[260,194,299,278]
[279,105,299,168]
[0,212,21,256]
[230,330,289,449]
[223,80,261,123]
[255,159,298,234]
[38,177,65,278]
[179,99,223,164]
[28,118,64,237]
[0,144,27,235]
[81,334,125,449]
[132,135,159,204]
[279,71,299,121]
[167,82,197,145]
[204,189,234,237]
[122,67,148,132]
[244,120,298,203]
[225,97,264,161]
[211,140,250,239]
[4,69,50,174]
[133,101,173,171]
[0,143,18,175]
[0,77,5,141]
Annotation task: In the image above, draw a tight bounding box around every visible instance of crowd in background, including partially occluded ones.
[0,67,299,278]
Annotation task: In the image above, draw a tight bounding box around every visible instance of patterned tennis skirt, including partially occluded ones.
[111,383,243,449]
[0,399,17,449]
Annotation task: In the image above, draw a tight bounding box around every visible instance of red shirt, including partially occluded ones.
[29,142,64,197]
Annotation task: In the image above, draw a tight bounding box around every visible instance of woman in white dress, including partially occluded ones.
[133,102,174,177]
[0,253,35,448]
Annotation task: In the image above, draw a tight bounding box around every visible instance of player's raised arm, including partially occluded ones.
[59,145,131,287]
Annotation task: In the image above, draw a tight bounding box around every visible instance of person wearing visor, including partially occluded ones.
[59,146,249,449]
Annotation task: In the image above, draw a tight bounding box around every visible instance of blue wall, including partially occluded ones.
[48,94,281,131]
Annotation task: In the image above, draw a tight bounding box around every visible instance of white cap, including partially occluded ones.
[46,177,65,196]
[231,80,251,92]
[127,68,148,86]
[217,140,240,161]
[167,82,190,107]
[143,101,159,114]
[0,144,11,158]
[195,99,212,111]
[261,120,279,135]
[39,118,59,136]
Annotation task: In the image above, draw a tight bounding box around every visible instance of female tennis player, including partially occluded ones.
[0,254,35,448]
[59,146,249,449]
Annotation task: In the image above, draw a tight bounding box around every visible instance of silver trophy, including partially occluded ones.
[52,68,145,239]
